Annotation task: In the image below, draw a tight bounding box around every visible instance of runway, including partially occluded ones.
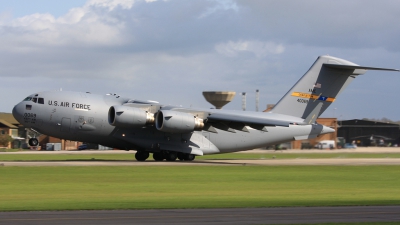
[1,158,400,167]
[1,206,400,225]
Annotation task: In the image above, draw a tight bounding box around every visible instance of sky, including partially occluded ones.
[1,0,399,120]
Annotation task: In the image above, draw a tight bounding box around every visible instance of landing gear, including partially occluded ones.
[184,154,195,161]
[153,152,164,161]
[177,152,185,161]
[174,152,195,161]
[151,151,195,162]
[135,151,149,161]
[28,138,39,146]
[165,151,177,161]
[151,151,177,161]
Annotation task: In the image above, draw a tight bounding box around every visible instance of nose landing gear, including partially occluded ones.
[28,138,39,146]
[27,128,41,147]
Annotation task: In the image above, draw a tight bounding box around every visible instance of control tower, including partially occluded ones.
[202,91,236,109]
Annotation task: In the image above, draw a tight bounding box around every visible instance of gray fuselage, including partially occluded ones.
[12,91,332,154]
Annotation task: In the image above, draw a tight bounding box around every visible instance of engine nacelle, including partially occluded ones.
[108,105,154,128]
[155,110,204,133]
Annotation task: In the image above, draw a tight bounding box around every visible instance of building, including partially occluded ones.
[338,119,400,146]
[38,135,81,150]
[291,118,338,149]
[0,112,25,148]
[0,112,83,150]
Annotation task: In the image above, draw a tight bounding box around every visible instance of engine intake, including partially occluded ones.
[108,105,154,128]
[155,110,204,133]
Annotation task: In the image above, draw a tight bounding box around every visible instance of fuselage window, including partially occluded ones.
[38,98,44,104]
[32,98,37,103]
[26,105,32,110]
[23,97,32,101]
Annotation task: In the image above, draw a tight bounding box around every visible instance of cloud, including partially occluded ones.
[215,40,284,57]
[199,0,239,18]
[0,0,399,120]
[85,0,135,11]
[235,0,400,51]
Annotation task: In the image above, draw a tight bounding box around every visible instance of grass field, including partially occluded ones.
[0,148,21,152]
[1,152,400,161]
[1,165,400,211]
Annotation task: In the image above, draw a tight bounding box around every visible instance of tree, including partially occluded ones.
[0,134,13,147]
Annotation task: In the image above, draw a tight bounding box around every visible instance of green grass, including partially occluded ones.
[0,148,24,152]
[0,165,400,211]
[1,152,400,161]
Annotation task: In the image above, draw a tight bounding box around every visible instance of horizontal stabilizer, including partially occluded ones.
[324,64,399,72]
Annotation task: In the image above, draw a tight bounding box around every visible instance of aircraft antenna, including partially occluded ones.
[256,89,259,112]
[242,92,246,111]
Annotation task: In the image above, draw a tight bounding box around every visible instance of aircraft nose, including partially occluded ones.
[12,103,24,124]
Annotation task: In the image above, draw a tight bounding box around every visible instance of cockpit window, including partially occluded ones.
[23,97,32,101]
[32,98,37,103]
[38,98,44,104]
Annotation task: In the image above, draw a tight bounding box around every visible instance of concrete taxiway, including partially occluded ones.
[1,158,400,167]
[1,206,400,225]
[2,147,400,166]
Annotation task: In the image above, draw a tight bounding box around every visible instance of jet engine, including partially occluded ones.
[108,105,154,128]
[155,110,204,133]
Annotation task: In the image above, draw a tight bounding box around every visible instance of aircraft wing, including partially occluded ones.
[207,113,291,127]
[203,111,299,133]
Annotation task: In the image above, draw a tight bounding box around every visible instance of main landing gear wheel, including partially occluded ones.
[177,153,195,161]
[184,154,195,161]
[153,152,164,161]
[135,151,149,161]
[28,138,39,146]
[177,152,185,161]
[165,151,177,161]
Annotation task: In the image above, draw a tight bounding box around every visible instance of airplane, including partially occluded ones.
[12,55,399,161]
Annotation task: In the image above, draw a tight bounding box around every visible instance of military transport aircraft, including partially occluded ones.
[12,55,399,161]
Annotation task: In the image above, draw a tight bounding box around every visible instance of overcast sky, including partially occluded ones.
[1,0,399,120]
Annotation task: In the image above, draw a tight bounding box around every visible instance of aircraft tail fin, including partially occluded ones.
[270,55,399,123]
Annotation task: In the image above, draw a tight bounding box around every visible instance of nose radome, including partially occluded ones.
[12,103,23,124]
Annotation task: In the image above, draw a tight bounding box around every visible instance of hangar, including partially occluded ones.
[338,119,400,147]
